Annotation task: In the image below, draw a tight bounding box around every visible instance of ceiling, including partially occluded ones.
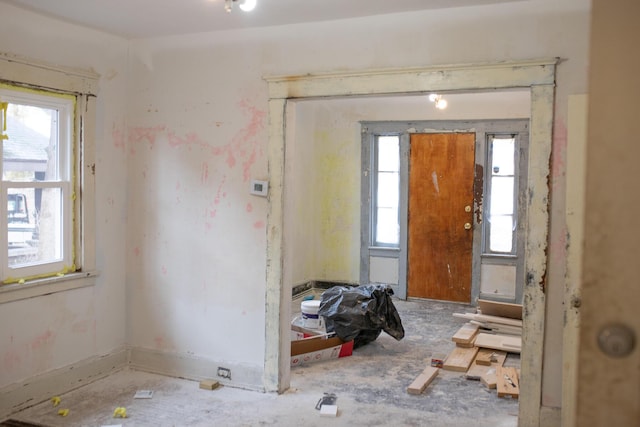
[0,0,527,39]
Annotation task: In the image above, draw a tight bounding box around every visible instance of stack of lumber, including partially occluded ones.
[440,299,523,398]
[452,312,522,338]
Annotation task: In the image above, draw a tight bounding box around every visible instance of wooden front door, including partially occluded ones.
[407,133,475,302]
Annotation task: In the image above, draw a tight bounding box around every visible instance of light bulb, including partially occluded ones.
[428,93,439,102]
[435,98,448,109]
[239,0,257,12]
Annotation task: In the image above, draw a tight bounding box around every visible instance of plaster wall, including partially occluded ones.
[0,3,129,388]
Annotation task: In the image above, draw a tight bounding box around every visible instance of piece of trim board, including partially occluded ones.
[407,366,439,395]
[477,299,523,320]
[466,350,507,381]
[474,333,521,353]
[452,322,479,345]
[497,366,520,398]
[481,367,499,389]
[475,349,507,366]
[443,346,479,372]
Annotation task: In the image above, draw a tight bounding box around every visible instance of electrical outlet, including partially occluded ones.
[217,367,231,380]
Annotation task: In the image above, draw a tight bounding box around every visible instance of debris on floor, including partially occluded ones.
[317,284,405,348]
[315,393,338,417]
[112,407,127,418]
[407,366,439,395]
[290,283,404,367]
[497,367,520,399]
[133,390,154,399]
[199,379,220,390]
[440,300,523,398]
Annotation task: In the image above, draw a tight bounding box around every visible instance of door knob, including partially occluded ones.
[464,223,472,230]
[598,323,636,358]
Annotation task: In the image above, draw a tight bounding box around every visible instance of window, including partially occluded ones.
[372,135,400,247]
[0,53,98,301]
[485,135,517,255]
[1,86,75,281]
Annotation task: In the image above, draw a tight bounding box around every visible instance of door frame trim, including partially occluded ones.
[264,58,557,427]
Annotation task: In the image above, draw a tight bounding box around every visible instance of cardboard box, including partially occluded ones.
[290,331,353,367]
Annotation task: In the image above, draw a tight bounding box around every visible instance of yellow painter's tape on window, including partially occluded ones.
[1,101,8,140]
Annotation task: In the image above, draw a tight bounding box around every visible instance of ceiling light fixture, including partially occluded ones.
[225,0,257,13]
[428,93,448,110]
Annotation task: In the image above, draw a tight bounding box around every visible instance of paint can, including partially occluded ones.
[301,300,322,329]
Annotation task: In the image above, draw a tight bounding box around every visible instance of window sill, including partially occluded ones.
[0,270,99,304]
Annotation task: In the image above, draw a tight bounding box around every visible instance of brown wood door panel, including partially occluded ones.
[408,133,475,302]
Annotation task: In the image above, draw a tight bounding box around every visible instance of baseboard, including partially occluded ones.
[128,346,264,392]
[0,348,128,420]
[292,280,356,297]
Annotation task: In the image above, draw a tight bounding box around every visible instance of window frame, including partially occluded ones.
[0,52,99,304]
[1,87,76,279]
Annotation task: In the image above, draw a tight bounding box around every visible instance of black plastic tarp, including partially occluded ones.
[318,284,405,349]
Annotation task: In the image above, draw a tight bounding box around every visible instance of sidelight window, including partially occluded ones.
[485,135,517,255]
[372,135,400,247]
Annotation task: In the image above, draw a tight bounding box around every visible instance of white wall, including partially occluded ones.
[0,3,129,388]
[0,0,590,412]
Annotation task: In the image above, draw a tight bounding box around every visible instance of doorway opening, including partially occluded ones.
[264,59,556,426]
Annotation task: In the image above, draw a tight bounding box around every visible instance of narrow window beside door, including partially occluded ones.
[486,136,517,255]
[373,135,400,247]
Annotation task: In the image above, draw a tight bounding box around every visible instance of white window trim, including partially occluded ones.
[0,52,99,304]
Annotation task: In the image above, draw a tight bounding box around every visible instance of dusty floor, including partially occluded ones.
[5,298,520,427]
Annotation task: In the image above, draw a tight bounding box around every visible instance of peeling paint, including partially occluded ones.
[474,164,484,223]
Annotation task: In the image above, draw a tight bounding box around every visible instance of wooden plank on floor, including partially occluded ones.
[452,322,479,346]
[481,367,499,389]
[466,350,507,381]
[407,366,439,395]
[477,299,523,320]
[475,349,507,366]
[496,366,520,398]
[443,346,479,372]
[474,333,521,353]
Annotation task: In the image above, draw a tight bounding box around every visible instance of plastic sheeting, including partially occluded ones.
[318,284,405,349]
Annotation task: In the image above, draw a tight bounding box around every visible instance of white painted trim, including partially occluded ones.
[540,406,562,427]
[265,58,557,99]
[0,52,99,95]
[0,349,127,419]
[0,270,99,304]
[129,347,264,392]
[265,59,556,427]
[0,53,98,295]
[518,83,555,427]
[562,94,589,427]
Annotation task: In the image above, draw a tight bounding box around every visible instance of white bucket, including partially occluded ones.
[301,300,322,329]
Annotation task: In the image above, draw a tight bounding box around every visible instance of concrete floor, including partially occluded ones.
[5,298,519,427]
